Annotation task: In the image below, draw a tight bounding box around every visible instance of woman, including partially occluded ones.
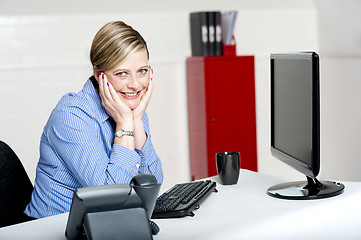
[25,21,163,219]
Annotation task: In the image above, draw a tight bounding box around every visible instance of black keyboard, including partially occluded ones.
[151,180,217,219]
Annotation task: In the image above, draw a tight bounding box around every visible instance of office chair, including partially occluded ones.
[0,140,34,228]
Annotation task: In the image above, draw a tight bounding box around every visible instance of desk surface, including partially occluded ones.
[1,170,360,240]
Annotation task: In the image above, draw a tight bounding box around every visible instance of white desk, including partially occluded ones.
[1,170,360,240]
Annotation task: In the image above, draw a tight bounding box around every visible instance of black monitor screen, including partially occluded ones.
[268,52,344,200]
[271,52,320,178]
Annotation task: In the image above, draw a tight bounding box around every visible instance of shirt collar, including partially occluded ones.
[83,76,110,123]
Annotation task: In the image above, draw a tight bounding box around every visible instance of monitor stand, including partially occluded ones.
[267,176,345,200]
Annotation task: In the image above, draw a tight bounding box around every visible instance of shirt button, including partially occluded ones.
[136,163,140,169]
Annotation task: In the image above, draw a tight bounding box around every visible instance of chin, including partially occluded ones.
[127,102,140,110]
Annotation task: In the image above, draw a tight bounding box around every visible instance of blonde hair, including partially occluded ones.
[90,21,149,72]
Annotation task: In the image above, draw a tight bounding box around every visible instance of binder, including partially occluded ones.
[207,12,215,56]
[214,11,222,56]
[190,12,209,56]
[190,11,234,56]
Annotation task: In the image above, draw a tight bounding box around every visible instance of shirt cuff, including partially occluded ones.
[111,144,141,174]
[135,135,155,166]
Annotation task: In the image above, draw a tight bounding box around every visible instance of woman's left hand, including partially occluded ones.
[132,66,153,149]
[133,66,153,121]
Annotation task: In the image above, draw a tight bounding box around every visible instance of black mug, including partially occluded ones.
[216,152,240,185]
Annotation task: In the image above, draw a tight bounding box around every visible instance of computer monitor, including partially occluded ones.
[268,51,345,200]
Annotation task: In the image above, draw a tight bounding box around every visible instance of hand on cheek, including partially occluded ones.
[98,72,133,125]
[133,67,153,121]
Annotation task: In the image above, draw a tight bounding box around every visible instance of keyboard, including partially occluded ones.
[151,180,217,219]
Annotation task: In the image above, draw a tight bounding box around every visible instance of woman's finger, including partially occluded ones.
[100,73,113,102]
[98,72,105,99]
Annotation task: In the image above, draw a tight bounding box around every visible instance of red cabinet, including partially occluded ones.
[186,56,257,180]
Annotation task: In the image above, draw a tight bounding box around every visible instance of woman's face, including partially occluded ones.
[99,49,150,110]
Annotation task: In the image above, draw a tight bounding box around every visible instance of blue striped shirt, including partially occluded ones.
[25,77,163,218]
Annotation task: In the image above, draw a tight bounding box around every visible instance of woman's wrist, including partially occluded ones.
[115,119,134,132]
[134,119,147,149]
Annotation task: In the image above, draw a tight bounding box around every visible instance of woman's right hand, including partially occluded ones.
[98,72,134,129]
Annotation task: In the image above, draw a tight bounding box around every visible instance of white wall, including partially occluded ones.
[315,0,361,181]
[1,0,360,190]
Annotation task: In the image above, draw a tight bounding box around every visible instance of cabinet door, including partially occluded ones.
[186,57,208,180]
[205,56,257,176]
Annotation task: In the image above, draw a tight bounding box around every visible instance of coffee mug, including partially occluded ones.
[216,152,240,185]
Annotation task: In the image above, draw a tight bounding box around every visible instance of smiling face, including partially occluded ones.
[101,49,150,110]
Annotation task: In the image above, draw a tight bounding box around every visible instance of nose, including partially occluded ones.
[127,73,141,90]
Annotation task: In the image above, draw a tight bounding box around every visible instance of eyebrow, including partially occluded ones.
[113,65,149,72]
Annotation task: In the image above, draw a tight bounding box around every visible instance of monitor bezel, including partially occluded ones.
[270,51,320,178]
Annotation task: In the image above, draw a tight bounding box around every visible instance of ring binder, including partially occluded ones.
[190,11,236,57]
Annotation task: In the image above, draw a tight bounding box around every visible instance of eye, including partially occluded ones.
[116,71,127,77]
[138,68,148,75]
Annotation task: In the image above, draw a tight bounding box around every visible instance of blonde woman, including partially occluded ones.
[25,21,163,219]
